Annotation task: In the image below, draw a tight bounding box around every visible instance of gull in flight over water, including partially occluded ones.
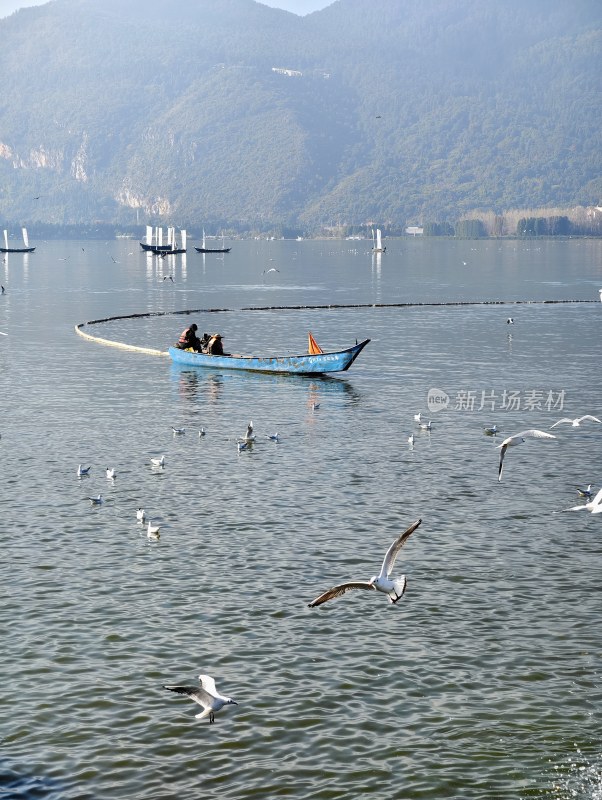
[77,464,91,477]
[136,508,146,523]
[172,427,185,435]
[576,484,594,499]
[418,421,432,431]
[497,429,556,481]
[308,518,422,607]
[408,433,414,446]
[163,674,237,722]
[561,487,602,514]
[550,415,601,429]
[266,432,279,442]
[237,440,248,452]
[243,422,255,442]
[413,413,423,422]
[150,455,165,468]
[106,467,116,480]
[198,427,206,437]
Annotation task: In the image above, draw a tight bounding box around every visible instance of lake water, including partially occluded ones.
[1,237,601,800]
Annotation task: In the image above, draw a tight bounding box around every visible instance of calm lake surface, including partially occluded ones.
[1,237,601,800]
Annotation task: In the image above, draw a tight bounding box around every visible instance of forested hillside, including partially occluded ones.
[0,0,599,233]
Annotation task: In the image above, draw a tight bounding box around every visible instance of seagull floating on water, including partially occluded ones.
[237,440,248,452]
[88,495,103,505]
[311,403,320,411]
[576,484,594,499]
[309,518,422,607]
[484,426,499,436]
[408,433,414,446]
[497,429,556,481]
[550,415,601,429]
[106,467,116,480]
[163,674,237,722]
[147,520,161,538]
[418,421,432,431]
[77,464,91,477]
[198,427,206,437]
[172,426,185,435]
[136,508,146,523]
[413,413,422,422]
[243,422,255,442]
[561,487,602,514]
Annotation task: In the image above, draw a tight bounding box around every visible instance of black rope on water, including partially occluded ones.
[76,297,597,328]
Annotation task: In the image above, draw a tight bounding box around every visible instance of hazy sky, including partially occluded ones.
[0,0,334,18]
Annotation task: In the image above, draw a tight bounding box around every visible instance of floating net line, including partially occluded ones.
[75,299,598,355]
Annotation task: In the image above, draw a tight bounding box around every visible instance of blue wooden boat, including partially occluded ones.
[168,338,370,374]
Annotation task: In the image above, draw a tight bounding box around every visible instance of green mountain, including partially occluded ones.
[0,0,599,232]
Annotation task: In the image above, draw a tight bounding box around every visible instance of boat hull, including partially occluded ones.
[194,247,231,253]
[0,247,35,253]
[148,247,186,255]
[140,242,174,251]
[168,339,370,374]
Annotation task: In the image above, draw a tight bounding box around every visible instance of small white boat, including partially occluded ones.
[371,228,386,253]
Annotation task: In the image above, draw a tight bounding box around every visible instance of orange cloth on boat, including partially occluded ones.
[308,332,323,355]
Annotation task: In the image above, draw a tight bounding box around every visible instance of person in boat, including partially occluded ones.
[176,323,202,351]
[206,333,224,355]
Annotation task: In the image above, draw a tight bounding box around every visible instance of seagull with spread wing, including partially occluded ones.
[497,429,556,481]
[163,674,237,722]
[550,415,601,429]
[308,518,422,607]
[562,487,602,514]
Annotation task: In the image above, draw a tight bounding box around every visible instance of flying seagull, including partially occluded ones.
[243,421,255,442]
[562,487,602,514]
[136,508,146,523]
[150,455,165,468]
[550,415,601,429]
[308,518,422,607]
[576,484,594,499]
[77,464,91,477]
[172,427,185,435]
[497,429,556,481]
[106,467,116,480]
[163,674,237,722]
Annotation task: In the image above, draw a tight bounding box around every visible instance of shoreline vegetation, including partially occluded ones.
[1,205,600,242]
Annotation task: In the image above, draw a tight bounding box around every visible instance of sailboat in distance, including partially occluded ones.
[1,228,35,253]
[195,229,231,254]
[371,228,386,253]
